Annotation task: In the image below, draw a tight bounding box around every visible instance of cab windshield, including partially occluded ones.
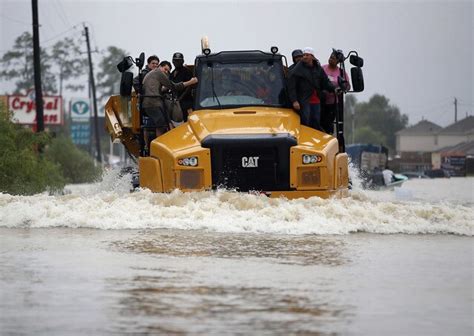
[195,60,287,109]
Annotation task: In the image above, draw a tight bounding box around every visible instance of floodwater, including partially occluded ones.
[0,171,472,335]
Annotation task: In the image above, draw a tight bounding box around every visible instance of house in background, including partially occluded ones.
[394,120,442,172]
[394,116,474,175]
[433,141,474,176]
[437,116,474,148]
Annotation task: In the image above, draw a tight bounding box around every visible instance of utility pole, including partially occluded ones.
[84,25,102,163]
[31,0,44,133]
[454,97,458,123]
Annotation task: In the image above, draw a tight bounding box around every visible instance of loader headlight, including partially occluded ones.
[302,154,322,164]
[178,156,198,167]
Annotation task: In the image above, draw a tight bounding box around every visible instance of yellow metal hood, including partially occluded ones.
[187,106,301,142]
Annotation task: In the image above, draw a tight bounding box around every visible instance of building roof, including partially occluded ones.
[436,140,474,156]
[438,115,474,135]
[396,120,442,135]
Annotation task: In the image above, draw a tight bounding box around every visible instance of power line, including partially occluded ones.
[429,106,451,118]
[0,13,31,26]
[402,98,453,110]
[457,98,473,107]
[52,0,71,27]
[38,5,58,38]
[403,101,452,114]
[42,24,82,45]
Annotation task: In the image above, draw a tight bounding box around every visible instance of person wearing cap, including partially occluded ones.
[170,52,194,121]
[133,55,160,93]
[321,49,351,134]
[287,47,335,131]
[142,61,198,145]
[289,49,303,71]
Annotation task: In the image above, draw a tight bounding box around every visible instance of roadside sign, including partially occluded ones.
[70,98,90,121]
[70,122,90,146]
[7,90,63,125]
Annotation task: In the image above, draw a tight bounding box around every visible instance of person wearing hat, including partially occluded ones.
[170,52,194,121]
[287,47,335,130]
[321,49,351,134]
[289,49,303,71]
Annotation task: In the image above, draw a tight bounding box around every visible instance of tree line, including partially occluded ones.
[344,94,408,154]
[1,31,409,156]
[0,31,127,101]
[0,101,101,195]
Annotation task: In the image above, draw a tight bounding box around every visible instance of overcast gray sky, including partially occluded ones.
[1,0,472,127]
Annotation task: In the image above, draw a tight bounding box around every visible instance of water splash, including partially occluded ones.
[0,174,472,235]
[64,167,135,196]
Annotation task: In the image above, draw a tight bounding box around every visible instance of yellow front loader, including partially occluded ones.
[105,46,365,199]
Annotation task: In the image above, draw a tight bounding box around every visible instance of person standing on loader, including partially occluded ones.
[288,49,303,71]
[142,62,198,146]
[321,49,351,134]
[133,55,160,92]
[170,52,194,121]
[287,47,335,131]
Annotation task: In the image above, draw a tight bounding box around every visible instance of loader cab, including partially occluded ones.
[194,50,289,110]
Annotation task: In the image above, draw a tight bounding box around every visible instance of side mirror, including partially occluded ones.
[136,52,145,70]
[350,55,364,68]
[117,56,133,73]
[120,71,133,96]
[351,67,364,92]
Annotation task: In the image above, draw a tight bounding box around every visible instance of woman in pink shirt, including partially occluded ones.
[321,50,350,134]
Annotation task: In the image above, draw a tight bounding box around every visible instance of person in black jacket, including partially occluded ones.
[288,47,335,130]
[133,55,160,93]
[170,52,193,121]
[288,49,303,71]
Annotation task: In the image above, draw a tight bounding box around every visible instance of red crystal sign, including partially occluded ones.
[7,91,63,125]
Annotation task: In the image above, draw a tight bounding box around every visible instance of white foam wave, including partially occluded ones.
[1,175,472,235]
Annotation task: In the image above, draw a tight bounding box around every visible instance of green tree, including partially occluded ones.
[51,37,88,96]
[354,94,408,151]
[96,46,129,101]
[344,94,408,152]
[354,126,386,144]
[0,32,88,96]
[0,102,65,195]
[0,32,56,94]
[343,94,357,143]
[44,136,102,184]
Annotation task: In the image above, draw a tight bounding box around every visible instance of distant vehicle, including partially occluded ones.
[424,169,450,178]
[401,172,431,179]
[346,144,408,189]
[104,39,365,199]
[346,144,388,172]
[362,171,408,190]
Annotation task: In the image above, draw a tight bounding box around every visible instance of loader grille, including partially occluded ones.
[202,134,297,192]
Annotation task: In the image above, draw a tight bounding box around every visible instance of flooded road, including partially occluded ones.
[0,175,473,335]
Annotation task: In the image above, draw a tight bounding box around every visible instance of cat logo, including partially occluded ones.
[242,156,259,168]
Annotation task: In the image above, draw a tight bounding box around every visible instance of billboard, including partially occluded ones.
[7,90,63,125]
